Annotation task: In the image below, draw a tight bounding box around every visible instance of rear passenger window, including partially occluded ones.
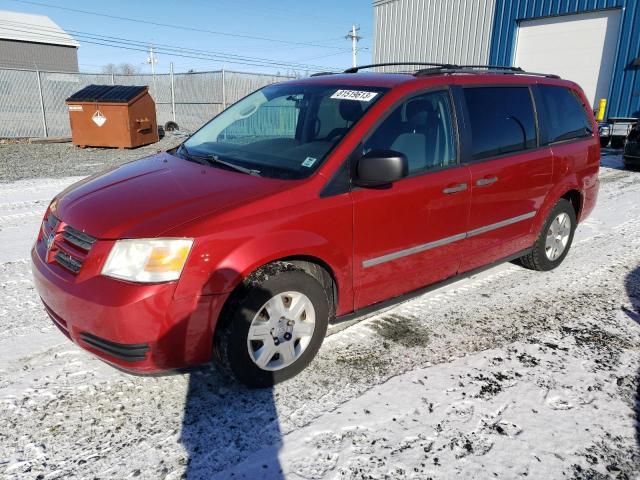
[538,86,592,143]
[363,90,456,175]
[464,87,537,161]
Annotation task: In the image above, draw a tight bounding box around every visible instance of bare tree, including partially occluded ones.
[101,63,118,74]
[118,63,140,75]
[101,63,141,75]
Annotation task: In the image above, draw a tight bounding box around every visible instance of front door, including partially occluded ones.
[352,89,471,309]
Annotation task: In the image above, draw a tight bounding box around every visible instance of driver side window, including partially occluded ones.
[363,90,456,175]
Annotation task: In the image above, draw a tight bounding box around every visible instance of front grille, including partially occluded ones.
[42,214,98,275]
[61,226,97,251]
[54,250,83,273]
[45,213,60,232]
[79,332,149,362]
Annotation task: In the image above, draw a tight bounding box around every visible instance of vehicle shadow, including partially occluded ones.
[623,265,640,452]
[160,272,285,479]
[180,366,284,479]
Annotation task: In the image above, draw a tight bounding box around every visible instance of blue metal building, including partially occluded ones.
[489,0,639,118]
[373,0,639,118]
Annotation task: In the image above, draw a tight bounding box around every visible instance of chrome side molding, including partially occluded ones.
[362,211,537,268]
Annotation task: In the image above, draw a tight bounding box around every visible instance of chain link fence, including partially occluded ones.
[0,68,294,138]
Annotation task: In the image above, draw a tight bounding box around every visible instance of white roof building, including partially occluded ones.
[0,10,79,71]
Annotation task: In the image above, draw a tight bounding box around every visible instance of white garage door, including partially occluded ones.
[514,10,621,108]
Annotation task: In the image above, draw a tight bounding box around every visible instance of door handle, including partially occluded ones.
[476,176,498,186]
[442,183,468,194]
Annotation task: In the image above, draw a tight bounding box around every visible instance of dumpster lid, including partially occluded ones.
[66,84,148,103]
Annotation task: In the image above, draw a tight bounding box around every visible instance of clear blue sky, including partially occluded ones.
[0,0,373,74]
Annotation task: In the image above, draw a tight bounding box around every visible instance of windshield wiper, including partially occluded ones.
[179,144,261,176]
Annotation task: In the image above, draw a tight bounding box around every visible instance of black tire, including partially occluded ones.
[610,136,625,149]
[213,268,329,388]
[518,198,576,271]
[599,136,610,148]
[623,157,640,171]
[164,121,179,132]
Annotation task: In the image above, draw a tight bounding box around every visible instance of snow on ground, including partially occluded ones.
[0,153,639,479]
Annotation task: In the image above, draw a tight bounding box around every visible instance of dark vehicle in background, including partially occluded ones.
[623,122,640,169]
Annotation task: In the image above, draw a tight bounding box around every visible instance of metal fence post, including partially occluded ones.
[221,68,227,110]
[111,73,115,85]
[35,69,48,138]
[170,62,176,123]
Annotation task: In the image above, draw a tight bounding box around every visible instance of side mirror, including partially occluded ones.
[353,149,408,187]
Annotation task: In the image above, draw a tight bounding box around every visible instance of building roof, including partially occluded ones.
[0,10,79,48]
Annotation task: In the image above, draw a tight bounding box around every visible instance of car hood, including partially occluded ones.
[53,152,289,239]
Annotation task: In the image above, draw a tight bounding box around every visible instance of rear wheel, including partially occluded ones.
[214,267,329,387]
[518,198,576,271]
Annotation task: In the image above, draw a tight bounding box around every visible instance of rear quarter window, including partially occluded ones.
[537,85,592,144]
[464,86,537,161]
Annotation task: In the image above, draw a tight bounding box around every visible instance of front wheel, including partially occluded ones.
[518,198,576,271]
[213,267,329,387]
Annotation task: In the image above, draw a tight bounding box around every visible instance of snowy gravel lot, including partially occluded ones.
[0,146,639,479]
[0,135,181,182]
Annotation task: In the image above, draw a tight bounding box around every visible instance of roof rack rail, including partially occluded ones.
[310,71,337,77]
[343,62,560,79]
[458,64,525,72]
[414,64,560,79]
[344,62,458,73]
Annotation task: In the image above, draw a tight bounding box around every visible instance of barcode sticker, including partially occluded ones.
[330,90,378,102]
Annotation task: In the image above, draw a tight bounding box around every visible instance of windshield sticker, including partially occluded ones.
[302,157,317,168]
[330,90,378,102]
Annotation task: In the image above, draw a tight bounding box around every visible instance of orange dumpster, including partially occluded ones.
[66,85,159,149]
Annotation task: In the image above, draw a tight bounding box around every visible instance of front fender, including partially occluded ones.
[212,229,349,291]
[176,228,353,315]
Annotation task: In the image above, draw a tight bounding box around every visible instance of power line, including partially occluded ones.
[0,18,340,70]
[7,0,351,50]
[0,20,338,71]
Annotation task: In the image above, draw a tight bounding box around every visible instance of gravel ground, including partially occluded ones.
[0,135,182,183]
[0,149,638,479]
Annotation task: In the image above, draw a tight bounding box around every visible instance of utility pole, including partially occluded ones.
[147,44,158,97]
[345,25,361,68]
[169,61,176,123]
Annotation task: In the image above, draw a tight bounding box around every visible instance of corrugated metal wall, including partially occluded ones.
[489,0,639,118]
[373,0,498,70]
[0,40,78,72]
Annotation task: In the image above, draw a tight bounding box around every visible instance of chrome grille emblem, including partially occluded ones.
[45,232,55,252]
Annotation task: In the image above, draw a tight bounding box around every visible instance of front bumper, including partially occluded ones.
[32,241,227,373]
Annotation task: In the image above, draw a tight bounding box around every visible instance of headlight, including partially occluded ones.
[102,238,193,283]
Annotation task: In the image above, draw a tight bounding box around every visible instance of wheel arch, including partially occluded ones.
[561,189,583,220]
[533,180,582,235]
[213,256,338,339]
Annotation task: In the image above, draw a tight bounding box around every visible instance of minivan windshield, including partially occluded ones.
[181,83,386,179]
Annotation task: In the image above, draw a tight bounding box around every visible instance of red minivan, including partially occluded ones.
[32,64,599,387]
